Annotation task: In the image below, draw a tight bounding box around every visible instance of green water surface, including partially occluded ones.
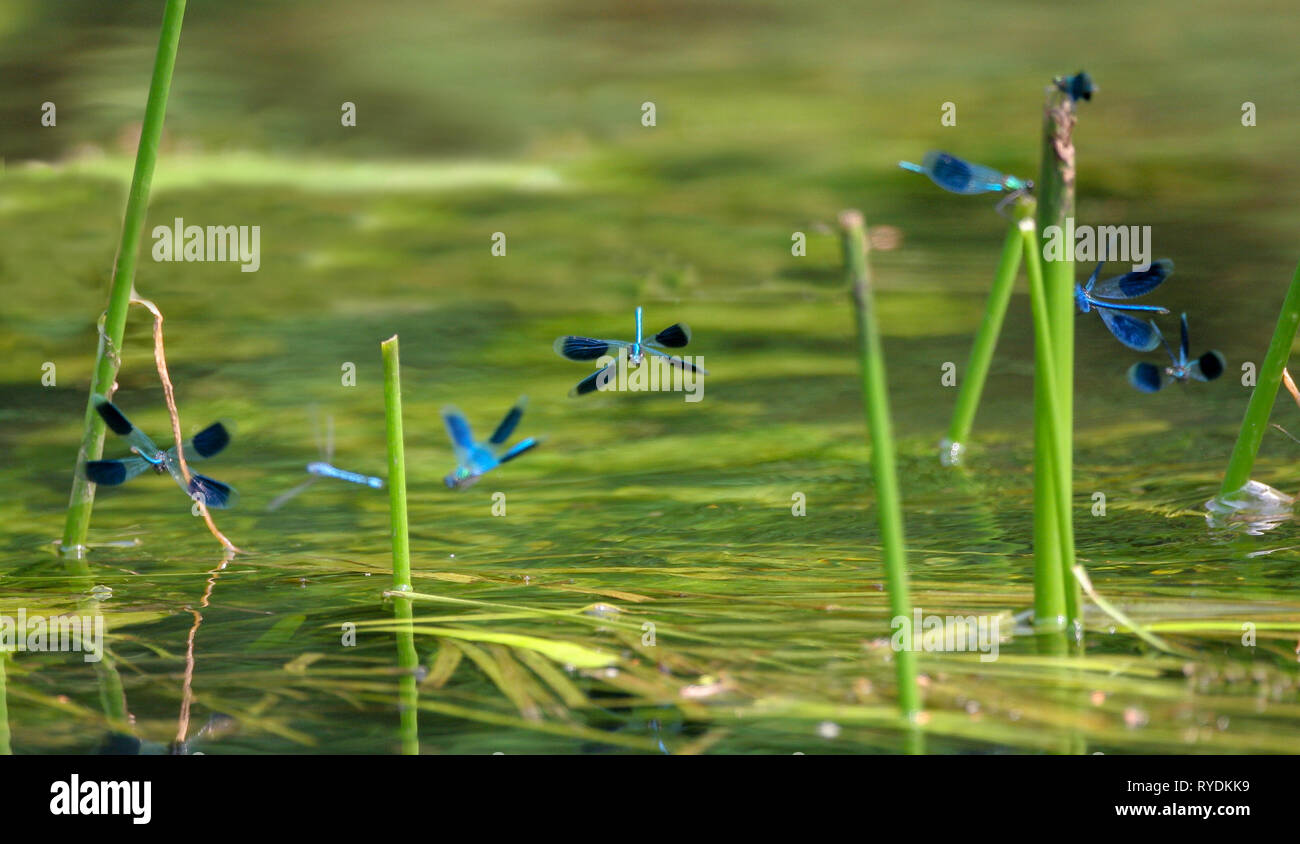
[2,0,1299,754]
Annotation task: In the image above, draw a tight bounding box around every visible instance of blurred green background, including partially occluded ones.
[1,0,1299,754]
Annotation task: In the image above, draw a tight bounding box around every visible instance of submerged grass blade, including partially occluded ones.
[368,625,619,669]
[422,643,464,689]
[1072,567,1183,656]
[1217,260,1300,496]
[840,210,922,722]
[60,0,188,556]
[452,641,543,720]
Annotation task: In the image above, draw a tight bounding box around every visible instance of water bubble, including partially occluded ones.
[1205,480,1296,535]
[817,721,841,739]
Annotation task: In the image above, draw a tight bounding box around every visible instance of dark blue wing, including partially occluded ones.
[441,407,475,461]
[1127,362,1164,392]
[1090,259,1173,299]
[1178,313,1191,367]
[95,398,134,436]
[553,336,627,361]
[651,323,691,348]
[922,151,1006,194]
[189,474,238,509]
[490,398,526,445]
[1189,350,1226,382]
[645,347,709,374]
[188,422,231,459]
[1083,262,1104,293]
[84,456,153,486]
[1096,307,1161,351]
[571,360,619,397]
[95,398,160,454]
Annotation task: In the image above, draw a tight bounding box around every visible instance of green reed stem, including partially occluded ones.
[1218,260,1300,496]
[0,652,10,755]
[382,335,412,592]
[1031,83,1080,632]
[381,335,418,754]
[841,210,922,722]
[943,207,1033,464]
[60,0,188,556]
[391,594,419,755]
[1019,220,1079,628]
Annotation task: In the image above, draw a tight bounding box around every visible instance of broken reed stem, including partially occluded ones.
[1283,368,1300,409]
[1031,82,1080,633]
[1218,260,1300,497]
[840,210,922,722]
[943,205,1034,464]
[1019,219,1080,629]
[134,297,240,553]
[60,0,187,556]
[381,334,419,754]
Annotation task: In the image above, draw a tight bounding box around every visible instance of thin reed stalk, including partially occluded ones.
[942,215,1028,465]
[381,335,419,754]
[60,0,188,556]
[1218,260,1300,497]
[840,210,922,722]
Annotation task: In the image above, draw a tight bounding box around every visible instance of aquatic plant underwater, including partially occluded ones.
[9,4,1300,758]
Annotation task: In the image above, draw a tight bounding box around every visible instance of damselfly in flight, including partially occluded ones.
[553,306,707,397]
[899,151,1033,210]
[1054,71,1096,103]
[443,397,540,490]
[82,397,237,508]
[1127,313,1225,392]
[267,413,384,511]
[1075,260,1173,351]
